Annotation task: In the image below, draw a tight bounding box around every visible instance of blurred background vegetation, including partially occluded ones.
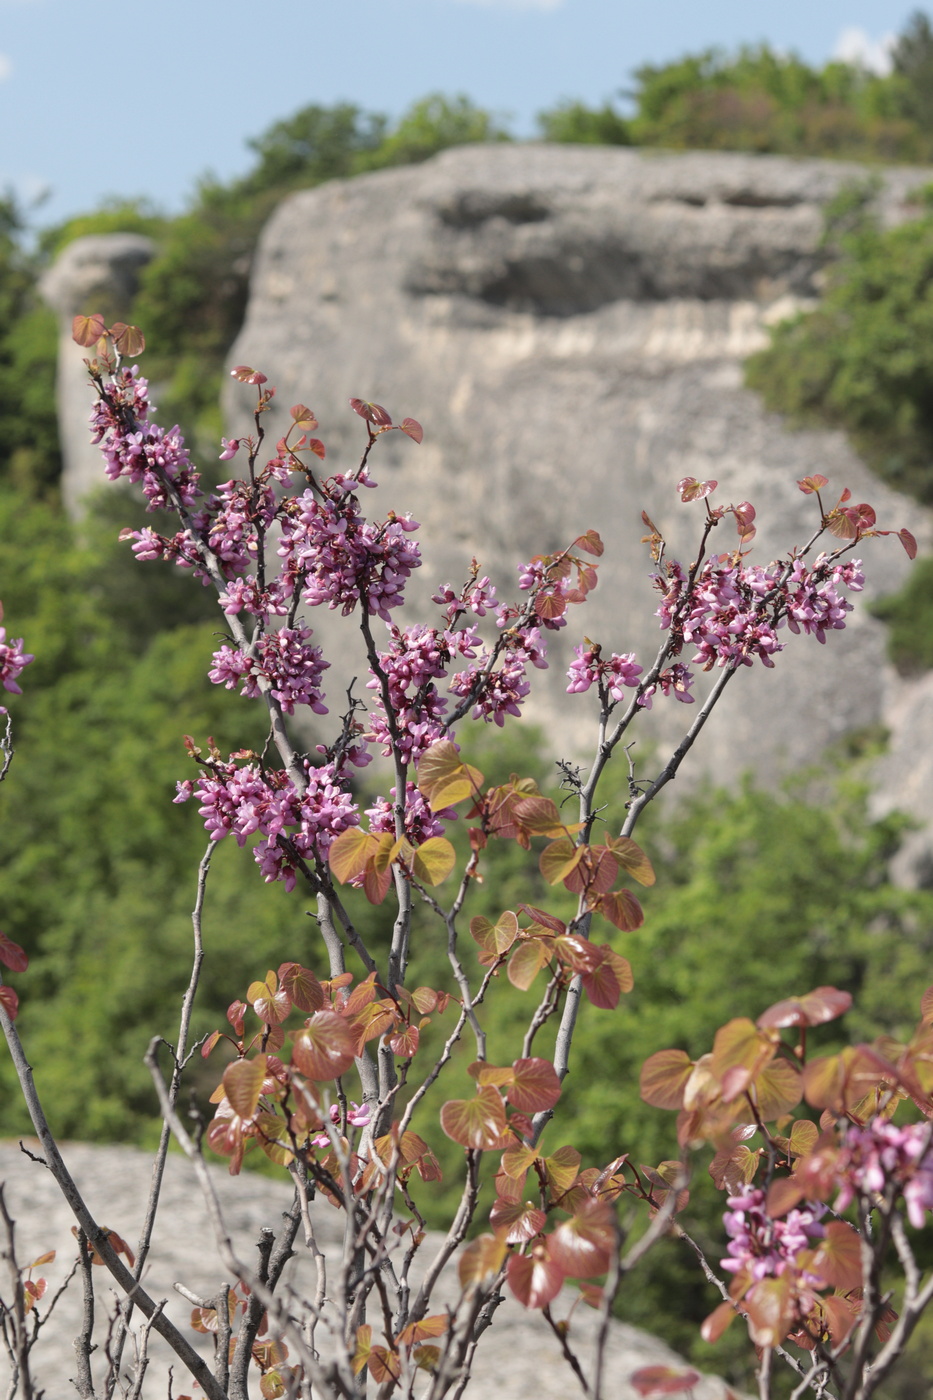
[4,11,933,1394]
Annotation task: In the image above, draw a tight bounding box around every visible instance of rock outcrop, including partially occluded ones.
[224,145,933,872]
[41,147,933,877]
[40,232,155,517]
[0,1140,733,1400]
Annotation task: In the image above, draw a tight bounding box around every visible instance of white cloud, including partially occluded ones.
[0,53,11,82]
[832,26,896,75]
[446,0,565,10]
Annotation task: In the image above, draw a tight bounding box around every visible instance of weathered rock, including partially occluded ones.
[225,145,933,863]
[0,1140,733,1399]
[39,233,155,518]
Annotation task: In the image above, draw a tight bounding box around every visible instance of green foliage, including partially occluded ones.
[869,558,933,674]
[359,93,510,169]
[626,42,924,161]
[36,197,166,264]
[746,191,933,505]
[537,99,631,146]
[0,197,60,498]
[239,102,389,195]
[0,489,300,1140]
[558,777,933,1369]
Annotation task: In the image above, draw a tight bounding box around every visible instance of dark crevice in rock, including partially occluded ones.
[434,193,552,229]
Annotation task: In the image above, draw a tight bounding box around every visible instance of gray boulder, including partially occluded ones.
[226,145,933,867]
[39,232,155,517]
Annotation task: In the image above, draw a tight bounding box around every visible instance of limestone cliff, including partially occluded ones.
[42,146,933,880]
[224,145,933,878]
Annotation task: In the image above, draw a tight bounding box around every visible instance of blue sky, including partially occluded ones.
[0,0,916,230]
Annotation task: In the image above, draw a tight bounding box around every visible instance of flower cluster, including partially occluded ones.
[210,627,329,716]
[449,626,549,727]
[176,758,359,891]
[277,488,421,622]
[0,627,34,712]
[836,1119,933,1229]
[722,1188,825,1283]
[566,645,643,704]
[365,782,453,844]
[367,624,480,763]
[89,368,201,510]
[311,1100,371,1150]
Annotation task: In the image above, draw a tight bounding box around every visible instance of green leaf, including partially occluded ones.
[539,836,583,886]
[412,836,456,885]
[328,826,378,883]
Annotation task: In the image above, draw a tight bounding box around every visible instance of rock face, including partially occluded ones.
[40,233,155,517]
[0,1140,733,1400]
[224,144,933,874]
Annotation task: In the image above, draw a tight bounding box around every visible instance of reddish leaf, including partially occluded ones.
[367,1346,401,1384]
[549,1199,616,1278]
[440,1086,508,1150]
[389,1024,420,1058]
[400,417,423,444]
[811,1221,862,1291]
[0,986,19,1020]
[459,1233,507,1288]
[397,1315,448,1348]
[289,403,318,429]
[0,931,27,973]
[745,1274,794,1347]
[899,528,918,559]
[581,947,634,1010]
[640,1049,694,1110]
[709,1143,760,1193]
[278,963,324,1015]
[563,845,618,897]
[596,888,644,932]
[291,1012,357,1081]
[470,911,519,955]
[72,313,106,347]
[604,835,656,886]
[223,1056,266,1119]
[501,1143,538,1180]
[539,836,584,886]
[111,323,145,356]
[753,1058,802,1121]
[517,903,566,935]
[678,477,717,502]
[573,528,604,557]
[506,1247,564,1310]
[511,795,565,835]
[349,398,392,426]
[630,1365,702,1397]
[508,1058,562,1113]
[797,474,829,494]
[248,972,291,1026]
[700,1300,738,1345]
[757,987,852,1030]
[508,938,552,991]
[710,1018,774,1100]
[922,986,933,1024]
[489,1197,547,1244]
